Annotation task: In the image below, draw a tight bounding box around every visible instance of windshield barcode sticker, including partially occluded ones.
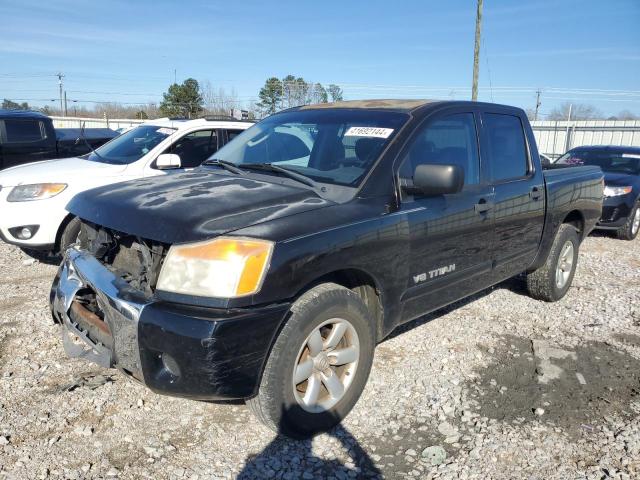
[344,127,394,138]
[156,127,176,136]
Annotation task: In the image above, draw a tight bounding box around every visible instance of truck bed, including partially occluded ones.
[528,165,603,272]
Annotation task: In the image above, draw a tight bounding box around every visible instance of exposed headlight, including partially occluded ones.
[603,185,632,197]
[7,183,67,202]
[156,237,274,298]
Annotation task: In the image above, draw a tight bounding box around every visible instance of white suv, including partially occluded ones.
[0,117,253,254]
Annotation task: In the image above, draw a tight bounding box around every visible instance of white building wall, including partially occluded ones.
[530,120,640,158]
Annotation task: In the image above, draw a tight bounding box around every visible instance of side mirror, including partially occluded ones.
[156,153,181,170]
[408,164,464,196]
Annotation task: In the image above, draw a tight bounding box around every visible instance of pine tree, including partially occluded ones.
[257,77,283,116]
[159,78,204,118]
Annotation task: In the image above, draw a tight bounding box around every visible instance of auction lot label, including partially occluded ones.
[344,127,394,138]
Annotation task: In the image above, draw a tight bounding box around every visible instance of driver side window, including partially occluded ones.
[399,113,480,186]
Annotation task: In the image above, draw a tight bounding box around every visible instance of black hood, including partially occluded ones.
[67,171,334,244]
[604,171,639,187]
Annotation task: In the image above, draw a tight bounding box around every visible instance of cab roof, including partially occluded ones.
[298,99,438,112]
[0,109,51,120]
[295,99,524,115]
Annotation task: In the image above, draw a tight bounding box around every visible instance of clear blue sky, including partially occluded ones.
[1,0,639,118]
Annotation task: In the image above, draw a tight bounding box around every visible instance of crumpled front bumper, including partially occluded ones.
[50,248,149,379]
[50,248,291,400]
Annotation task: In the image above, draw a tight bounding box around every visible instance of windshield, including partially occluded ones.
[86,125,176,164]
[207,109,409,187]
[557,149,640,175]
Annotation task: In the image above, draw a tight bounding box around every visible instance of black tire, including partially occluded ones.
[247,283,375,439]
[526,224,580,302]
[616,203,640,241]
[58,216,82,254]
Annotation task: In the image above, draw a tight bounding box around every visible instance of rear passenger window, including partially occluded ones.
[483,113,528,181]
[4,120,44,143]
[226,129,244,142]
[400,113,480,185]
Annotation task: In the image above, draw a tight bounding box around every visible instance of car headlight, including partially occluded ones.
[603,185,632,197]
[7,183,67,202]
[156,237,274,298]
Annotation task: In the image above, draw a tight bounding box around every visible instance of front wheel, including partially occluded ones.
[247,283,375,438]
[616,204,640,241]
[526,224,580,302]
[58,216,82,254]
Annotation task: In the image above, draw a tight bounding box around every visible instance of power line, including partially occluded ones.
[482,35,493,102]
[3,75,640,97]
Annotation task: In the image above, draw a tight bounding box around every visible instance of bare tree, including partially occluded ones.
[548,102,602,121]
[201,80,241,115]
[613,110,639,120]
[327,84,343,102]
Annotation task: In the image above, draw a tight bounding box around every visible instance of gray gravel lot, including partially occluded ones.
[0,233,639,480]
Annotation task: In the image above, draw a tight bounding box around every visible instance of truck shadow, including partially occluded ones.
[237,406,382,479]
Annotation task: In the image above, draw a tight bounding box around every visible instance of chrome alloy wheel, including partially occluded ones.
[292,318,360,413]
[555,241,575,289]
[632,208,640,236]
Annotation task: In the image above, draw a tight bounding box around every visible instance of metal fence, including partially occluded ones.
[530,120,640,158]
[51,116,143,131]
[51,116,640,159]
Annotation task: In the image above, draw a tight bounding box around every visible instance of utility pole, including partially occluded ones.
[534,89,542,121]
[56,72,65,116]
[63,91,68,117]
[471,0,483,101]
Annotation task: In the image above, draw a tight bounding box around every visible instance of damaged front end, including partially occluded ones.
[77,221,167,297]
[50,221,166,379]
[49,221,291,400]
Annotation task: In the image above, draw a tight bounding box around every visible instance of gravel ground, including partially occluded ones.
[0,233,639,480]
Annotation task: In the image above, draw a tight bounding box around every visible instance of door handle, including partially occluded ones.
[530,187,542,200]
[474,199,492,214]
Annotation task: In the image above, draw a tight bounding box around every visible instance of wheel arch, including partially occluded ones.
[561,209,586,240]
[295,268,385,342]
[54,213,77,252]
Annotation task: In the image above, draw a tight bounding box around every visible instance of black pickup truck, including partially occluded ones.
[50,100,603,438]
[0,109,117,170]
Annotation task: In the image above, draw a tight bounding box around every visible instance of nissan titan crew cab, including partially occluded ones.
[50,100,604,438]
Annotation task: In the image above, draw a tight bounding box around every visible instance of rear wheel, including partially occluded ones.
[247,283,375,438]
[526,224,580,302]
[616,204,640,241]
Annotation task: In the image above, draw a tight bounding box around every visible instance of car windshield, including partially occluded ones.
[557,150,640,175]
[86,125,176,164]
[206,109,409,187]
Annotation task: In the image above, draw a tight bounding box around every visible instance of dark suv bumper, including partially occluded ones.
[50,249,290,400]
[596,195,636,230]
